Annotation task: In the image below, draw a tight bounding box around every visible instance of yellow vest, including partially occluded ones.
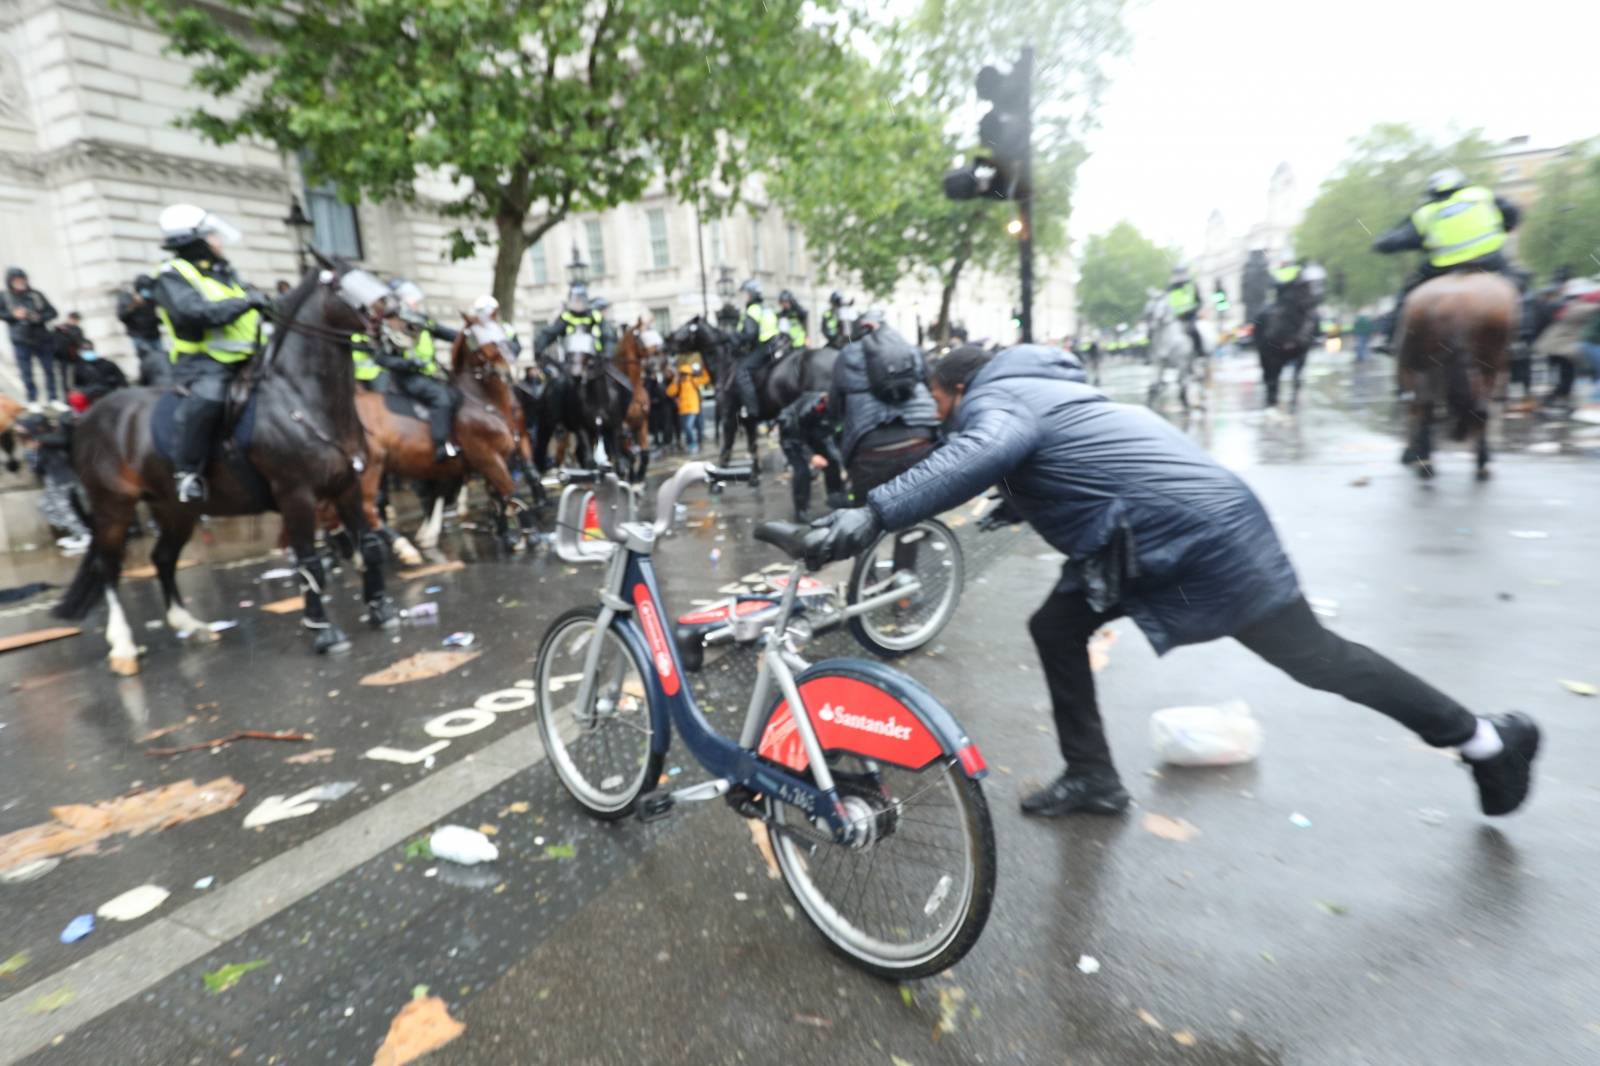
[1272,265,1301,285]
[744,303,778,344]
[158,258,260,365]
[350,333,382,382]
[1411,186,1507,267]
[1167,283,1199,316]
[413,329,438,376]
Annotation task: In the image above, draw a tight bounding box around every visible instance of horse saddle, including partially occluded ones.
[382,390,431,423]
[150,388,273,508]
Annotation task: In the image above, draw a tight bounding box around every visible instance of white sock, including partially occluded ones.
[1458,718,1504,761]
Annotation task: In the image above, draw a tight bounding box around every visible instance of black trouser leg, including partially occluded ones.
[1550,356,1576,401]
[171,357,232,475]
[733,355,762,416]
[1028,584,1123,775]
[1234,596,1477,747]
[781,437,811,516]
[401,374,454,449]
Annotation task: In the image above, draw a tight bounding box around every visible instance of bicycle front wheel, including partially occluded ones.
[535,606,662,820]
[768,751,996,980]
[845,519,964,657]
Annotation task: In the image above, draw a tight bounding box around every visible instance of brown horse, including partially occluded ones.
[602,321,652,482]
[1396,272,1517,480]
[0,393,21,474]
[353,316,537,560]
[55,259,397,672]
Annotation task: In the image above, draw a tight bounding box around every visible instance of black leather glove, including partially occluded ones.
[804,507,881,570]
[247,290,277,314]
[978,494,1025,531]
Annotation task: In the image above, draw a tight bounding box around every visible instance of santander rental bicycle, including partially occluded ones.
[533,461,996,978]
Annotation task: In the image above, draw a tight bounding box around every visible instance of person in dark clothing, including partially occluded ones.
[374,281,461,463]
[821,291,851,349]
[804,344,1541,820]
[3,267,60,405]
[827,311,943,496]
[117,276,170,386]
[14,411,90,552]
[778,289,809,349]
[732,279,779,418]
[70,345,129,407]
[776,389,846,521]
[150,203,273,503]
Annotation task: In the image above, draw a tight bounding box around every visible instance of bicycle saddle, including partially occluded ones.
[754,520,822,564]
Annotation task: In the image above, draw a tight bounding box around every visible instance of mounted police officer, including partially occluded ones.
[151,203,273,503]
[470,295,521,358]
[732,278,779,418]
[591,295,619,359]
[361,279,460,464]
[778,289,808,349]
[1165,264,1204,360]
[821,290,851,349]
[1373,168,1520,349]
[533,283,605,364]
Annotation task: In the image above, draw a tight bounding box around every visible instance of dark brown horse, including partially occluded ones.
[354,316,537,559]
[596,321,651,483]
[55,259,396,672]
[1397,272,1517,480]
[0,393,21,474]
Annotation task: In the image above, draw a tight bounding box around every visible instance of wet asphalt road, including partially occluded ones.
[2,351,1598,1065]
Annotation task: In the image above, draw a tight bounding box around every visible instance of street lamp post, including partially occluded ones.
[566,244,590,288]
[283,198,314,275]
[715,265,738,331]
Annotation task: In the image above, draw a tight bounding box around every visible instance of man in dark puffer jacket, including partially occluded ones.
[804,344,1540,820]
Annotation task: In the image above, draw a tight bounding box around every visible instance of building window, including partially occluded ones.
[650,306,672,334]
[709,219,726,268]
[751,214,764,272]
[585,219,607,277]
[647,208,670,270]
[787,224,799,275]
[299,160,362,259]
[528,236,548,285]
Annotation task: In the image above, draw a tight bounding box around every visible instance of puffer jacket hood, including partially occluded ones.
[6,267,26,284]
[966,343,1087,387]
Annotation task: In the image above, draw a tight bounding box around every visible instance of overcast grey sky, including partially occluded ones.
[1069,0,1596,253]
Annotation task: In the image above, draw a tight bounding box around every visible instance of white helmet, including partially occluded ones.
[472,294,500,317]
[158,204,241,250]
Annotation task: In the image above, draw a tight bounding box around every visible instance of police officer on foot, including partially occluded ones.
[152,204,273,503]
[804,343,1540,820]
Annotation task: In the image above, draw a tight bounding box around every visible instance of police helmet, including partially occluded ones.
[158,204,242,251]
[739,279,763,303]
[1425,167,1467,198]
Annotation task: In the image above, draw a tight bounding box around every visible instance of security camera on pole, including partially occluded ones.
[942,47,1034,343]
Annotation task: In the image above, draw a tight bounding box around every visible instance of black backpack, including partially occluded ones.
[863,330,922,404]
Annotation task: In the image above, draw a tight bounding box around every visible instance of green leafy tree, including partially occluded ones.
[134,0,844,320]
[1295,124,1494,308]
[1077,221,1175,329]
[1518,140,1600,282]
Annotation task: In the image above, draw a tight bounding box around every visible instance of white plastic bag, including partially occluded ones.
[429,825,500,865]
[1149,700,1262,767]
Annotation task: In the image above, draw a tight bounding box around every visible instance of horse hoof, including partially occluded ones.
[194,627,221,644]
[1476,466,1492,482]
[108,654,140,676]
[314,626,352,655]
[364,599,399,630]
[507,535,527,554]
[1416,461,1435,480]
[1400,447,1419,466]
[396,545,422,567]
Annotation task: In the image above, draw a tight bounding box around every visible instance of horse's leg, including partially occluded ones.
[1289,353,1305,413]
[1414,377,1436,479]
[475,448,526,553]
[634,423,651,483]
[1263,351,1282,409]
[366,461,420,566]
[415,488,445,553]
[150,507,214,642]
[93,498,140,675]
[283,492,351,654]
[745,418,761,484]
[716,405,735,467]
[333,480,397,626]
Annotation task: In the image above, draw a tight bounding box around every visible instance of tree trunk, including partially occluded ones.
[935,254,967,345]
[492,215,529,324]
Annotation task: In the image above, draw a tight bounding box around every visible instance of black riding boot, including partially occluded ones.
[428,403,458,463]
[173,395,224,503]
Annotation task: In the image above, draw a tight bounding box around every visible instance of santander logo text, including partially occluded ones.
[816,702,913,742]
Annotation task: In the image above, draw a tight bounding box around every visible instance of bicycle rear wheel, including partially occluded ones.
[767,750,996,980]
[845,519,964,657]
[535,607,662,820]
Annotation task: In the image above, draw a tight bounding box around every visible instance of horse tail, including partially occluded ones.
[54,504,105,621]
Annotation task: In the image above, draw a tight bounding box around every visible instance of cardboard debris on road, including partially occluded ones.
[0,626,81,654]
[97,884,171,922]
[1560,680,1597,697]
[0,777,245,874]
[360,650,481,686]
[285,748,337,765]
[372,992,466,1066]
[146,730,313,757]
[1141,813,1201,842]
[401,560,466,581]
[260,595,305,615]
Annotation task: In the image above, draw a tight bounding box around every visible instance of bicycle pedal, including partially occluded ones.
[636,792,675,822]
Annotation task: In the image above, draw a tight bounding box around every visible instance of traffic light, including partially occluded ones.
[942,59,1031,202]
[1213,284,1229,311]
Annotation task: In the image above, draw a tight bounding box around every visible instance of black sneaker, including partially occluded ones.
[1465,713,1540,816]
[1020,771,1130,817]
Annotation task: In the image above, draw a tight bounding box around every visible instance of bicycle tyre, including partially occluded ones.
[534,606,663,820]
[845,519,964,658]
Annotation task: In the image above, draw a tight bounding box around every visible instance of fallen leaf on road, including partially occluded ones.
[1138,1008,1164,1030]
[372,994,465,1065]
[900,986,915,1007]
[890,1057,916,1066]
[0,950,28,978]
[1141,813,1200,842]
[476,824,498,836]
[403,837,433,861]
[401,560,466,581]
[1560,680,1597,697]
[1316,900,1349,917]
[203,960,268,994]
[285,748,337,765]
[26,986,75,1014]
[97,884,170,922]
[792,1013,833,1028]
[0,777,244,874]
[497,801,530,817]
[745,819,780,879]
[360,650,481,686]
[543,843,575,860]
[1173,1030,1197,1047]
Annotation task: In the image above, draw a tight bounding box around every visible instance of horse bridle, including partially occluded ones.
[257,268,394,355]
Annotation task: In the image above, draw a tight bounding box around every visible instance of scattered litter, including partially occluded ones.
[1316,900,1349,917]
[260,595,304,614]
[1141,813,1200,842]
[242,782,357,829]
[26,986,76,1014]
[207,620,239,633]
[402,560,465,581]
[423,585,443,594]
[498,801,530,817]
[1560,680,1597,697]
[97,884,170,922]
[1076,955,1100,975]
[1289,812,1313,829]
[429,825,499,866]
[0,857,59,884]
[1508,530,1550,539]
[400,602,438,620]
[1348,476,1371,487]
[1173,1030,1197,1047]
[360,649,480,685]
[533,836,545,847]
[1496,592,1514,602]
[237,599,255,608]
[667,766,683,777]
[1415,808,1447,827]
[194,876,215,889]
[284,747,336,765]
[1150,701,1261,766]
[476,823,498,836]
[423,867,437,878]
[0,950,29,977]
[203,959,268,994]
[147,729,312,757]
[709,547,721,564]
[1138,1008,1164,1030]
[1307,596,1339,619]
[259,567,296,581]
[792,1013,833,1029]
[59,914,94,943]
[0,777,244,872]
[733,891,748,902]
[1526,441,1560,454]
[746,819,780,879]
[543,843,575,860]
[442,632,476,648]
[372,992,465,1066]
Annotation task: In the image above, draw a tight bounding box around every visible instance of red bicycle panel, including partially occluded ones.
[758,674,944,772]
[677,600,777,626]
[633,583,680,695]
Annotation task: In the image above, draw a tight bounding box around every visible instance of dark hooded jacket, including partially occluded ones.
[828,325,940,462]
[866,345,1301,654]
[2,268,58,347]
